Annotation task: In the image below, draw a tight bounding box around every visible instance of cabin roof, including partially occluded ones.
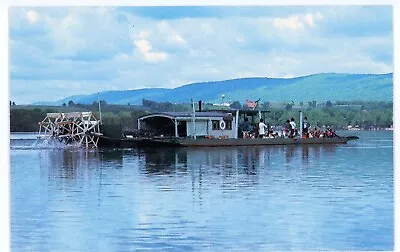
[138,111,230,121]
[138,109,271,121]
[163,111,229,117]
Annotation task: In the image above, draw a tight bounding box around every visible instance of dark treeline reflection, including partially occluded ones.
[142,145,339,176]
[41,148,141,182]
[41,149,101,181]
[143,148,186,174]
[99,149,124,168]
[40,145,339,182]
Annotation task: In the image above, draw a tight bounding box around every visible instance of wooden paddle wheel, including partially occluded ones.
[38,111,102,148]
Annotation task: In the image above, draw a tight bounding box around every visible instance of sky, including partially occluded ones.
[8,6,393,104]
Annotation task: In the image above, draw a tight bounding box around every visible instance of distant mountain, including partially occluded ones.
[35,73,393,105]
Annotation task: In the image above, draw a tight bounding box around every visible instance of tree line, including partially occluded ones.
[261,107,392,129]
[10,100,393,135]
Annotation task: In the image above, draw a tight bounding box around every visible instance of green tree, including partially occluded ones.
[262,101,270,109]
[230,101,242,109]
[312,100,317,108]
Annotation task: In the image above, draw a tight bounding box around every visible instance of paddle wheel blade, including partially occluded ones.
[37,111,102,149]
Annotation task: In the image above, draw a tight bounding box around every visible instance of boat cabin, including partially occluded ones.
[138,111,237,139]
[137,110,271,139]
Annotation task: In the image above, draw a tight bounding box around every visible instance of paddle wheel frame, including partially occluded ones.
[38,111,102,148]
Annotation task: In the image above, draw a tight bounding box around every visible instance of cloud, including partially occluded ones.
[8,6,393,104]
[47,14,86,56]
[33,7,133,60]
[273,15,304,30]
[138,30,152,38]
[304,12,323,28]
[168,34,187,45]
[133,39,168,62]
[273,12,323,30]
[236,36,245,43]
[25,10,40,24]
[153,20,187,47]
[316,6,391,37]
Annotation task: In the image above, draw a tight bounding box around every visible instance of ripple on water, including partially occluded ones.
[10,131,394,251]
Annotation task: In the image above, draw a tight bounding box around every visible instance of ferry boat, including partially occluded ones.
[98,105,358,148]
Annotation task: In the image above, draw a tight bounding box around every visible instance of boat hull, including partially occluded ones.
[109,136,357,148]
[175,137,352,147]
[98,135,146,148]
[98,135,358,148]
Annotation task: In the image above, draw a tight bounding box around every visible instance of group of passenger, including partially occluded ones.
[239,116,339,139]
[301,116,339,138]
[283,118,298,138]
[304,127,339,139]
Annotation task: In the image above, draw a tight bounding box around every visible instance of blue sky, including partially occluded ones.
[8,6,393,104]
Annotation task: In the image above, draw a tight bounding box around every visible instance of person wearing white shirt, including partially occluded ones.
[289,118,296,138]
[258,119,268,138]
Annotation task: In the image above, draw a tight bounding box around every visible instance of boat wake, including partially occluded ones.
[11,138,82,150]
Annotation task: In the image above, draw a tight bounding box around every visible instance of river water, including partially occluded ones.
[10,131,393,251]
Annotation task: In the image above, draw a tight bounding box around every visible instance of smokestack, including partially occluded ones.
[198,100,202,112]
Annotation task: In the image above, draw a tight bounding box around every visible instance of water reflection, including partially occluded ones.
[136,145,343,201]
[11,132,393,251]
[38,144,343,210]
[40,148,134,181]
[142,148,181,174]
[100,149,124,167]
[141,145,340,175]
[39,149,100,181]
[39,145,341,183]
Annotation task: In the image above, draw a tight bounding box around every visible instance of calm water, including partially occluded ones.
[10,131,393,251]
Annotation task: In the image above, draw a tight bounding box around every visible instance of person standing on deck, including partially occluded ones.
[242,117,250,131]
[240,117,251,138]
[258,119,268,138]
[303,116,310,134]
[284,119,291,138]
[289,118,296,138]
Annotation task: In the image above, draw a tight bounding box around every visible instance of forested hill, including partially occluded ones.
[37,73,392,105]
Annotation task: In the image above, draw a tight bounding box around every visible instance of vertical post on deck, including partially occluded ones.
[208,118,212,137]
[174,119,178,137]
[191,98,196,139]
[299,111,303,138]
[234,109,239,139]
[137,118,141,130]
